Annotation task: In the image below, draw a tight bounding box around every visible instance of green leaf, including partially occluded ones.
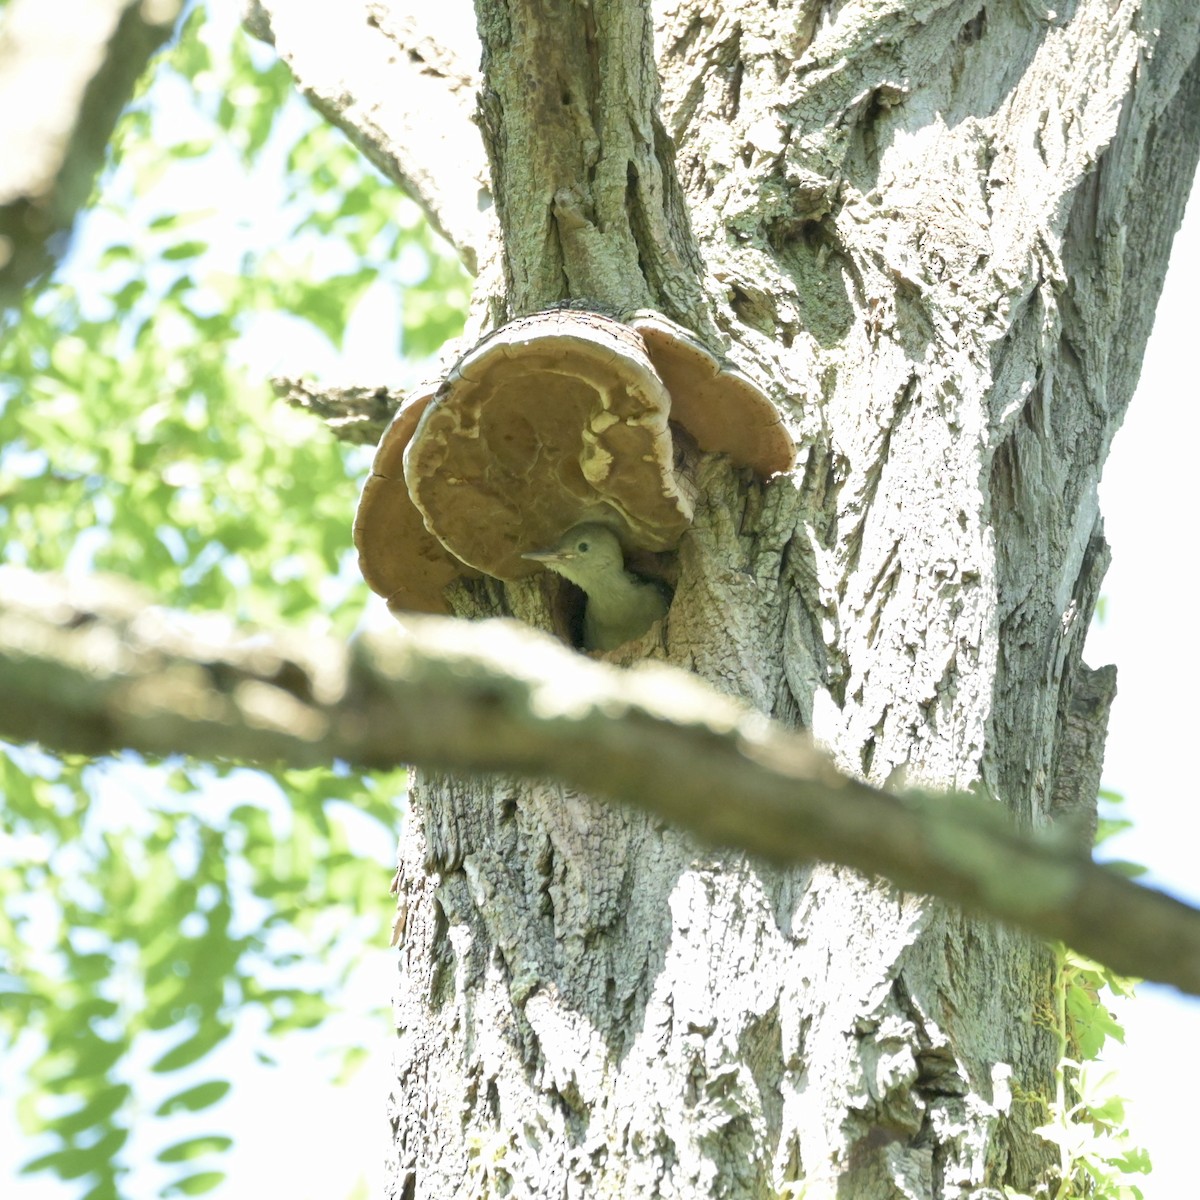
[156,1135,234,1164]
[23,1128,129,1179]
[98,244,136,265]
[69,1034,128,1080]
[166,140,213,160]
[46,1084,131,1136]
[151,1023,231,1073]
[154,1080,232,1116]
[66,953,116,985]
[161,240,209,261]
[333,1043,369,1085]
[163,1170,226,1196]
[1098,858,1148,879]
[79,1178,121,1200]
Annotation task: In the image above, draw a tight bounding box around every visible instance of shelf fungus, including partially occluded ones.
[626,310,793,477]
[354,307,793,615]
[353,385,482,613]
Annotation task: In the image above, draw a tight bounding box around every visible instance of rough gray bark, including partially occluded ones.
[256,0,1200,1195]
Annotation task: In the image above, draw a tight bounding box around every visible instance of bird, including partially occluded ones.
[522,523,671,651]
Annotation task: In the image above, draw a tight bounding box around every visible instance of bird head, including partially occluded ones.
[521,523,627,592]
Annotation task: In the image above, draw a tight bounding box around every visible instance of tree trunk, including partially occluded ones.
[381,2,1200,1196]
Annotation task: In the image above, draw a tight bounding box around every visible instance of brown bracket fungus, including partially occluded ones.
[353,386,481,614]
[353,306,794,614]
[404,308,696,581]
[627,310,795,478]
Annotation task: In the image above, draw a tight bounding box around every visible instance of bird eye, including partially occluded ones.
[577,541,589,552]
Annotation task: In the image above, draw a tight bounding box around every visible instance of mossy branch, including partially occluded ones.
[2,566,1198,995]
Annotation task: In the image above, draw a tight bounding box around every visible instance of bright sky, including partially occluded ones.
[1080,175,1200,1198]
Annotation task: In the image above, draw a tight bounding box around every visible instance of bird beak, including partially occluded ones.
[522,547,572,565]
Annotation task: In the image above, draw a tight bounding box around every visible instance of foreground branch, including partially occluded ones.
[2,567,1197,995]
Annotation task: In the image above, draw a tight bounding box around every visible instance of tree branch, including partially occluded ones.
[272,375,400,445]
[243,0,495,273]
[2,566,1197,996]
[0,0,183,309]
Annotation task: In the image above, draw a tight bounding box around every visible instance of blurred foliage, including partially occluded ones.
[1003,793,1151,1200]
[1093,788,1148,880]
[1012,947,1151,1200]
[0,3,468,1198]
